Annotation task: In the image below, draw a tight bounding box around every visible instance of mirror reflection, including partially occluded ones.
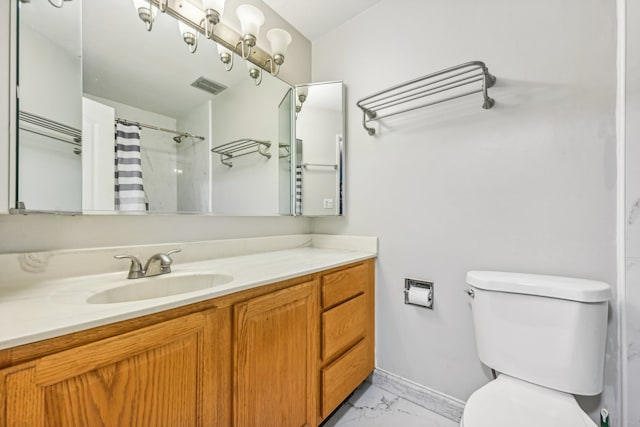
[294,82,345,216]
[15,0,345,217]
[17,0,82,212]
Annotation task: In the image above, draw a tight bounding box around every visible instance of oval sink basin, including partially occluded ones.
[87,273,234,304]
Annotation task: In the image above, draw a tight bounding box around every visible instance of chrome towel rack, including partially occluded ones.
[302,163,338,170]
[211,138,271,167]
[18,110,82,150]
[356,61,496,135]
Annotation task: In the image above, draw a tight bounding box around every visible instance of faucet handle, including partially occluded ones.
[166,249,182,257]
[114,254,144,279]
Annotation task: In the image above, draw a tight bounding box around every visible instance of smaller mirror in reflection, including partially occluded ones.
[294,81,345,216]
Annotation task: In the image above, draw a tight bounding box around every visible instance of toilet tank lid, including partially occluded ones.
[466,271,611,302]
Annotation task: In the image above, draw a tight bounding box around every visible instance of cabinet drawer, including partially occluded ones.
[320,338,372,419]
[321,263,367,309]
[322,294,366,361]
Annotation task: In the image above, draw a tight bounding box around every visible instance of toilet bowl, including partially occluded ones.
[460,374,596,427]
[461,271,611,427]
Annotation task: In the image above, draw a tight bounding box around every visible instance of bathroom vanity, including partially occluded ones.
[0,236,375,426]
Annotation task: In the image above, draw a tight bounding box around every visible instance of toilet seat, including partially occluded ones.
[460,375,596,427]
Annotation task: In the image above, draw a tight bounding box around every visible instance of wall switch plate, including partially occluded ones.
[323,198,334,209]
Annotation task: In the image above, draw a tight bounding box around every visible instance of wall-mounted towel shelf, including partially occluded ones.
[18,111,82,154]
[356,61,496,135]
[211,138,271,167]
[279,143,290,159]
[302,163,338,170]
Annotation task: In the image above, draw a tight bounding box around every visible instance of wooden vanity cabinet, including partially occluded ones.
[0,308,217,427]
[233,280,318,427]
[318,261,375,420]
[0,259,375,427]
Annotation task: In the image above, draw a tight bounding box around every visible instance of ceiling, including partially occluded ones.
[262,0,383,41]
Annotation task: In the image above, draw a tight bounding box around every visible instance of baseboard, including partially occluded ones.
[369,368,465,423]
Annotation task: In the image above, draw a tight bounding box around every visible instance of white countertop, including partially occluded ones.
[0,244,376,350]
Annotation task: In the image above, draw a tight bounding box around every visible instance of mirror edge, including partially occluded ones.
[5,0,18,214]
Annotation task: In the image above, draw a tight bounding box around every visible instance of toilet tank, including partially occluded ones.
[466,271,611,396]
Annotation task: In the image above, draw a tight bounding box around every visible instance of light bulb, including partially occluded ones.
[203,0,225,16]
[296,86,309,104]
[236,4,265,45]
[266,28,292,65]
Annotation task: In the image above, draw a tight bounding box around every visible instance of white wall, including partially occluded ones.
[211,74,287,215]
[85,95,179,213]
[625,0,640,424]
[177,101,212,213]
[311,0,618,422]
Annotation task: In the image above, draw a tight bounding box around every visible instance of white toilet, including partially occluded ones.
[461,271,611,427]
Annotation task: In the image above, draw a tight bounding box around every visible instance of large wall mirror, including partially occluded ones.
[13,0,345,216]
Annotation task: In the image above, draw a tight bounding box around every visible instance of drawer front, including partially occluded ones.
[320,338,372,419]
[321,263,367,309]
[322,294,366,361]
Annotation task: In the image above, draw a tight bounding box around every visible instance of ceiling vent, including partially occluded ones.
[190,77,227,96]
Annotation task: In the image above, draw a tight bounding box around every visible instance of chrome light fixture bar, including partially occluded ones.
[136,0,281,78]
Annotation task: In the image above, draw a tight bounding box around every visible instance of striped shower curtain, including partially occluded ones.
[295,164,302,215]
[114,121,146,211]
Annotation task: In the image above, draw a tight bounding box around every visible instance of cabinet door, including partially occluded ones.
[234,280,318,427]
[0,310,216,427]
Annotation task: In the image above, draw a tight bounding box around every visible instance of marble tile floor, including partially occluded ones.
[322,382,460,427]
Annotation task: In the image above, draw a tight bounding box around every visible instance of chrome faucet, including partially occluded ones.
[114,249,182,279]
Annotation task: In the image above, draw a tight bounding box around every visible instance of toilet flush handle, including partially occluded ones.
[464,288,475,298]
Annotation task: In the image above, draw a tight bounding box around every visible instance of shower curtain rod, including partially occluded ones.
[116,118,205,142]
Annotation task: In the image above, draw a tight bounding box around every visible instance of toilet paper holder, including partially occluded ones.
[404,278,434,309]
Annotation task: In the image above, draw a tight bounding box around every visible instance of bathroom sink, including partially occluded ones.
[86,273,234,304]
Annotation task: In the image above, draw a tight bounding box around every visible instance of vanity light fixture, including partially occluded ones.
[132,0,159,31]
[295,85,308,112]
[178,21,199,53]
[295,86,308,117]
[265,28,292,76]
[202,0,226,39]
[130,1,292,83]
[217,43,234,71]
[235,4,265,59]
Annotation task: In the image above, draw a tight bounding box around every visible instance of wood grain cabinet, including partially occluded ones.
[234,280,318,427]
[318,261,375,420]
[0,259,375,427]
[0,309,217,427]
